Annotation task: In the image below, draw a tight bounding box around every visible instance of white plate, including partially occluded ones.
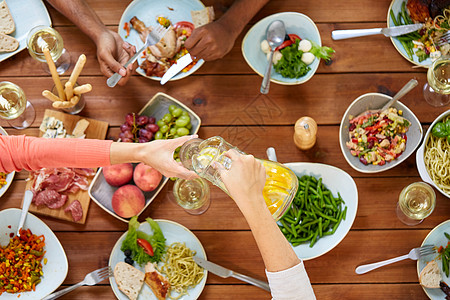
[387,0,430,67]
[0,0,51,62]
[0,126,15,198]
[417,219,450,300]
[109,219,207,300]
[242,12,321,85]
[118,0,205,82]
[0,208,68,299]
[284,163,358,260]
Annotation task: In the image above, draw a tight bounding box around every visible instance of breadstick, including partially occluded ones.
[52,101,74,109]
[73,84,92,95]
[65,81,74,101]
[70,95,80,105]
[43,47,65,101]
[68,54,86,87]
[42,90,61,102]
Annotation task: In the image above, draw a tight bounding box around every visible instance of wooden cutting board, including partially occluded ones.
[23,109,109,224]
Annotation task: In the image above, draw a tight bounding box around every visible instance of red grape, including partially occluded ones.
[121,138,133,143]
[139,129,154,140]
[145,123,159,133]
[120,123,131,133]
[136,115,149,126]
[125,113,135,126]
[138,137,149,143]
[148,117,156,124]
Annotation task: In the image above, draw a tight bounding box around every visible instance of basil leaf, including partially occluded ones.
[432,122,449,138]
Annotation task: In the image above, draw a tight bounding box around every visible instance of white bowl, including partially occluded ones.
[339,92,423,173]
[416,109,450,198]
[0,208,68,299]
[242,12,321,85]
[284,163,358,260]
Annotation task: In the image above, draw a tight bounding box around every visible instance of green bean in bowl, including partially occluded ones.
[279,175,347,248]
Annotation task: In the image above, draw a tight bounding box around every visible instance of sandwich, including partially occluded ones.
[190,6,215,28]
[419,260,442,288]
[144,262,170,300]
[0,0,15,34]
[114,262,145,300]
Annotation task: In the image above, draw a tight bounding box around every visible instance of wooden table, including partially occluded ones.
[1,0,449,299]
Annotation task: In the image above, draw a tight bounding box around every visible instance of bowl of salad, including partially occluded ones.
[339,92,422,173]
[242,12,333,85]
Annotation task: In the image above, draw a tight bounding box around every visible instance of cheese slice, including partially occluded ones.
[72,119,89,138]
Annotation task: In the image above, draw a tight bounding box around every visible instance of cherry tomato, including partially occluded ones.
[174,21,195,36]
[275,34,302,51]
[288,34,301,42]
[136,238,154,256]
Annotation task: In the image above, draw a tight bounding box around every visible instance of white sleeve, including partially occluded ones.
[265,261,316,300]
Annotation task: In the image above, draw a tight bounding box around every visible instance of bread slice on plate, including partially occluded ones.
[144,262,170,300]
[0,33,18,52]
[114,262,145,300]
[191,6,215,28]
[419,260,442,288]
[0,0,15,34]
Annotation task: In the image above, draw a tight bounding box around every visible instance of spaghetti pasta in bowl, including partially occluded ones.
[416,110,450,198]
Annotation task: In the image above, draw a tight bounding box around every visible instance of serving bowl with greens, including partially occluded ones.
[242,12,328,85]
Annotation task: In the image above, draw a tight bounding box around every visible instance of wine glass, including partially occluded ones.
[26,25,71,75]
[396,182,436,226]
[423,55,450,107]
[0,82,36,129]
[172,178,210,215]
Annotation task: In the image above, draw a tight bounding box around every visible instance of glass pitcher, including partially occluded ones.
[179,136,298,220]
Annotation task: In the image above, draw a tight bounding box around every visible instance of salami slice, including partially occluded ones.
[64,200,83,222]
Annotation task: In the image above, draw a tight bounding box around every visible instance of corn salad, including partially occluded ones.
[0,172,7,189]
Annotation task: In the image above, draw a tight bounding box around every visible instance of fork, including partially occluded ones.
[437,31,450,47]
[355,245,436,275]
[42,266,113,299]
[107,24,169,87]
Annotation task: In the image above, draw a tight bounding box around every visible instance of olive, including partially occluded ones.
[123,249,132,257]
[124,257,134,265]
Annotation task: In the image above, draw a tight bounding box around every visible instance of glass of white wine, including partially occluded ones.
[172,177,210,215]
[396,182,436,226]
[26,25,71,75]
[423,55,450,107]
[0,82,36,129]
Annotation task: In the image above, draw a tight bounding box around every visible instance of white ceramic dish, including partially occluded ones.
[416,110,450,199]
[0,208,68,299]
[242,12,321,85]
[387,0,430,67]
[118,0,205,82]
[0,0,51,63]
[417,219,450,300]
[339,92,423,173]
[89,92,201,222]
[284,162,358,260]
[109,219,207,300]
[0,126,14,198]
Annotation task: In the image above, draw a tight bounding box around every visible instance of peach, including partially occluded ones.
[111,184,145,218]
[133,163,162,192]
[103,163,133,187]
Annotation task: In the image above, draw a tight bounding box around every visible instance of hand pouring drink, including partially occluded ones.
[179,136,298,220]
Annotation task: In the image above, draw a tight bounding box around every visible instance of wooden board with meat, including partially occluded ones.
[22,109,109,224]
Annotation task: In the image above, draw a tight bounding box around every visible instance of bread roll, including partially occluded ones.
[0,32,18,52]
[419,260,441,288]
[191,6,215,28]
[114,262,145,300]
[0,1,15,34]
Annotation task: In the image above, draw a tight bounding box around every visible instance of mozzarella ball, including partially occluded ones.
[298,39,312,52]
[260,40,271,54]
[301,52,315,65]
[272,51,282,64]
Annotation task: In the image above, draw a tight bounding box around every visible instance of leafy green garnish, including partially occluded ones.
[310,41,335,61]
[121,216,166,266]
[274,40,310,78]
[432,119,450,143]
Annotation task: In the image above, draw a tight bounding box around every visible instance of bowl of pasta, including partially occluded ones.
[416,110,450,198]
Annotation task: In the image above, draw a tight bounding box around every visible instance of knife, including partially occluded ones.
[160,53,193,85]
[193,256,271,292]
[332,23,423,40]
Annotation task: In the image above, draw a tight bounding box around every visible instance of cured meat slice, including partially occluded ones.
[34,189,68,209]
[64,200,83,222]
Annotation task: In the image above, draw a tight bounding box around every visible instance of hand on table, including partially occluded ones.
[184,21,237,61]
[96,30,137,86]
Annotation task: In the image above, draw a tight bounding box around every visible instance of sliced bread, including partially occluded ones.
[191,6,215,28]
[419,260,442,288]
[0,32,18,52]
[0,1,15,34]
[114,262,145,300]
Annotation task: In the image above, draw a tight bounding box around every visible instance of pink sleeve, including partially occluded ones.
[0,135,113,173]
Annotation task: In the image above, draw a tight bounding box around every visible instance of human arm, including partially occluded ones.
[184,0,269,61]
[217,150,316,299]
[0,135,196,179]
[46,0,136,85]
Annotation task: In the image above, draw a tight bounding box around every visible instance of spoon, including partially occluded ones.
[260,20,286,94]
[17,190,33,237]
[356,79,418,118]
